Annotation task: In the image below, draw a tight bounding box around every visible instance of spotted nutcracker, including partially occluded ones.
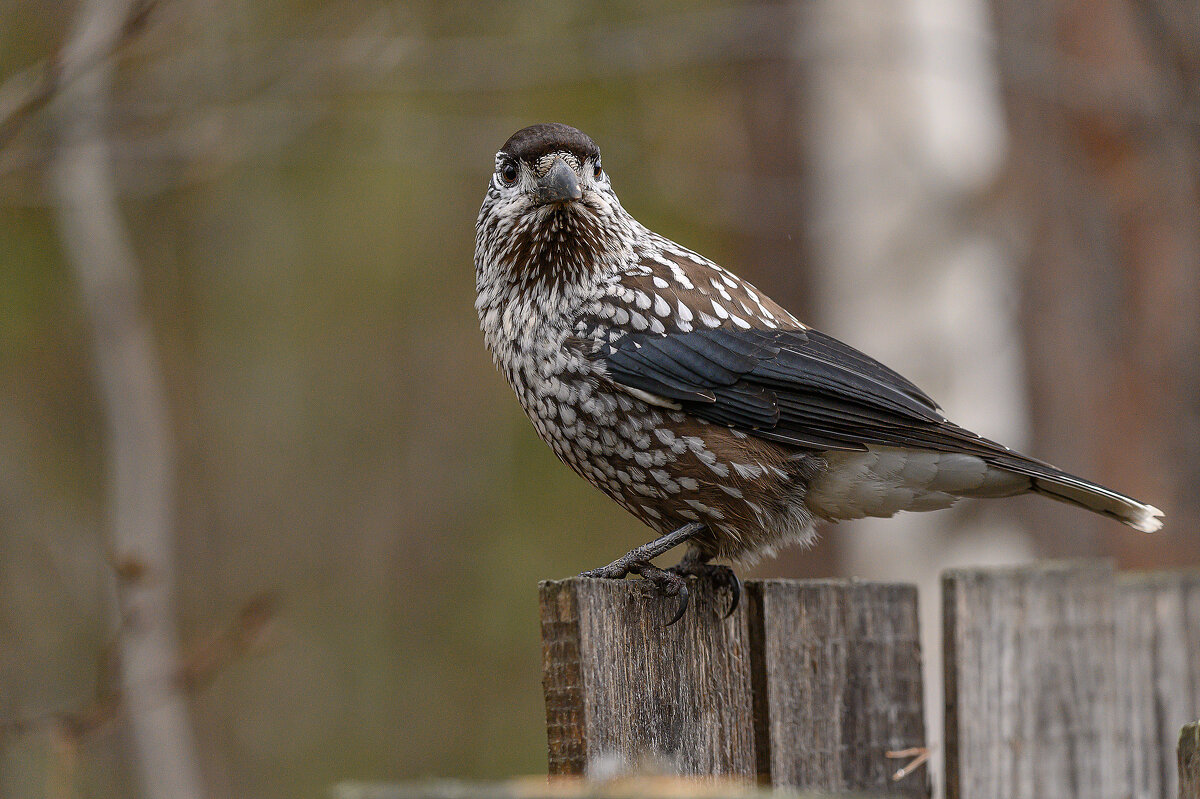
[475,123,1163,623]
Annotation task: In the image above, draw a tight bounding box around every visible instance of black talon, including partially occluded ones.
[665,583,690,626]
[579,564,627,580]
[634,563,690,626]
[665,552,741,619]
[722,570,742,619]
[579,556,693,626]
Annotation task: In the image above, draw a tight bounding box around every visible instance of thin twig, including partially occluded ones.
[0,593,277,743]
[0,0,156,150]
[886,746,932,781]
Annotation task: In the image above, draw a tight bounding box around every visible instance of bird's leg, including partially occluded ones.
[579,522,704,580]
[668,548,742,619]
[579,522,704,625]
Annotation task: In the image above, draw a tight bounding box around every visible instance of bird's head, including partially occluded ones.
[476,124,634,296]
[494,122,603,208]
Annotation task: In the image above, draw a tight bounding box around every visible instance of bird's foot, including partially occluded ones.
[633,563,691,626]
[578,523,704,625]
[580,558,690,625]
[668,560,741,619]
[578,555,632,580]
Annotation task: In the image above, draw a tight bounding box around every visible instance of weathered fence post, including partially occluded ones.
[540,578,758,779]
[1117,572,1200,799]
[942,560,1127,799]
[748,580,926,797]
[540,577,926,796]
[1182,721,1200,799]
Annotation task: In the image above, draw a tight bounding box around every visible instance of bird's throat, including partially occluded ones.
[505,203,610,293]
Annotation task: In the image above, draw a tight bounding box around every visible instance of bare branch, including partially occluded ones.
[0,0,155,149]
[0,593,278,749]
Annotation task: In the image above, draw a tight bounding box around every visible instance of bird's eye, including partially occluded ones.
[501,162,518,184]
[593,162,603,179]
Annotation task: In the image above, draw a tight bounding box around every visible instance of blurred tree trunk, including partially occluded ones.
[786,4,1030,794]
[739,0,838,578]
[738,4,814,317]
[48,1,207,797]
[991,0,1200,565]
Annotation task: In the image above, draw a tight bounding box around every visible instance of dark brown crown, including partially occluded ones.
[500,123,600,163]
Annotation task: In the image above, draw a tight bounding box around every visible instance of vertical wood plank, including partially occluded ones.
[1182,722,1200,799]
[1117,572,1200,799]
[539,578,757,779]
[751,580,927,797]
[541,580,587,775]
[943,560,1126,799]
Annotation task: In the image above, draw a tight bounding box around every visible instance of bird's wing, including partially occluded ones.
[573,254,1027,462]
[584,324,991,454]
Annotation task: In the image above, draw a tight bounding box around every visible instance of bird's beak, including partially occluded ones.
[535,158,583,204]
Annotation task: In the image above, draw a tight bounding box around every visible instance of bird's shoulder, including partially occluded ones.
[578,230,807,341]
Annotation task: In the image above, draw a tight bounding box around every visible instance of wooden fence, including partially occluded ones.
[539,561,1200,799]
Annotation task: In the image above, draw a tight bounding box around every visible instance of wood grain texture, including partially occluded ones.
[1118,572,1200,799]
[751,580,927,797]
[1182,722,1200,799]
[540,578,757,779]
[539,577,926,790]
[943,560,1127,799]
[331,778,873,799]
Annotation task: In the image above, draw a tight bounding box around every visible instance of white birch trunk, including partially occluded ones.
[48,2,207,797]
[801,1,1034,795]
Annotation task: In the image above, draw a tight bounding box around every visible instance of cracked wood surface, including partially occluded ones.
[540,577,926,797]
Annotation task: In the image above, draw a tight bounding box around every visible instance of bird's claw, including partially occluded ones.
[578,560,690,626]
[633,563,691,623]
[665,582,690,626]
[669,561,741,619]
[578,555,740,623]
[629,563,691,626]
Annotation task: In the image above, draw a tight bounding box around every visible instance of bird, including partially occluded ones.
[474,122,1163,624]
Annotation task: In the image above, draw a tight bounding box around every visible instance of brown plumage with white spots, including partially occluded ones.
[475,123,1163,622]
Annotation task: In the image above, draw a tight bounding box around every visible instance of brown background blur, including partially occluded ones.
[2,1,1197,797]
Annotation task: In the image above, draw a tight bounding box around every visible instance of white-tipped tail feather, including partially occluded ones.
[1027,473,1164,532]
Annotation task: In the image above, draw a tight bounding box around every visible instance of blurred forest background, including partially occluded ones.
[1,0,1198,797]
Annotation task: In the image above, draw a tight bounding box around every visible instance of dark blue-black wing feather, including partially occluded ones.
[590,327,1028,459]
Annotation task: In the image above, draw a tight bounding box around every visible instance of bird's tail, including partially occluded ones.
[1028,473,1163,532]
[996,457,1164,532]
[809,446,1164,531]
